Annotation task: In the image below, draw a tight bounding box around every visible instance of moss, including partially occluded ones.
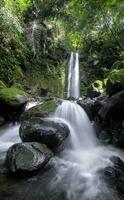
[108,69,124,83]
[103,78,108,87]
[0,80,6,89]
[111,60,124,70]
[30,100,57,113]
[88,80,104,93]
[39,100,57,112]
[0,87,28,104]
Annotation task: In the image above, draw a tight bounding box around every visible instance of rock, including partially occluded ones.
[112,121,124,147]
[95,90,124,146]
[94,92,109,114]
[0,87,28,120]
[99,156,124,197]
[77,93,108,121]
[19,118,70,151]
[98,90,124,127]
[97,120,124,147]
[87,80,104,98]
[106,69,124,96]
[6,142,53,174]
[67,97,76,101]
[98,130,112,144]
[39,87,49,97]
[21,99,57,121]
[77,98,95,120]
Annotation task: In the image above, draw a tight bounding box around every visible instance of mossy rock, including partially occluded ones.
[106,69,124,96]
[0,87,28,120]
[0,87,28,106]
[6,142,53,174]
[0,80,6,90]
[87,80,104,98]
[111,60,124,70]
[21,99,57,121]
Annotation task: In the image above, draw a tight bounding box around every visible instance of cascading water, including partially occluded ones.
[0,54,123,200]
[67,52,80,98]
[73,53,80,98]
[48,52,124,200]
[67,52,74,98]
[55,101,97,150]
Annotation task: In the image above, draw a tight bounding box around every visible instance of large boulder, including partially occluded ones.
[0,87,28,120]
[21,99,57,121]
[6,142,53,174]
[95,90,124,147]
[77,97,95,120]
[99,121,124,147]
[77,93,108,121]
[19,118,70,151]
[98,90,124,127]
[99,156,124,197]
[106,69,124,96]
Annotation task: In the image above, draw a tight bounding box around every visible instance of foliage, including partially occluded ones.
[108,69,124,83]
[0,0,32,85]
[111,60,124,70]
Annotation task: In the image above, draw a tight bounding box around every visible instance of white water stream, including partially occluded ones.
[0,53,123,199]
[67,52,80,98]
[48,52,124,200]
[50,100,124,200]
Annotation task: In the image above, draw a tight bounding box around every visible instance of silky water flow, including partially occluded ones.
[48,52,124,200]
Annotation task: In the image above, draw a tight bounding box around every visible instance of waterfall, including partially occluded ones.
[73,53,80,98]
[59,52,96,150]
[67,52,74,98]
[51,52,124,199]
[67,52,80,98]
[52,99,124,200]
[55,101,97,150]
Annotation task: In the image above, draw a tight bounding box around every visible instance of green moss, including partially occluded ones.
[0,87,28,104]
[88,80,104,93]
[103,78,108,88]
[39,100,57,112]
[30,100,57,113]
[0,80,6,89]
[108,69,124,83]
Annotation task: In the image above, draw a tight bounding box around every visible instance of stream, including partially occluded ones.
[0,53,124,200]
